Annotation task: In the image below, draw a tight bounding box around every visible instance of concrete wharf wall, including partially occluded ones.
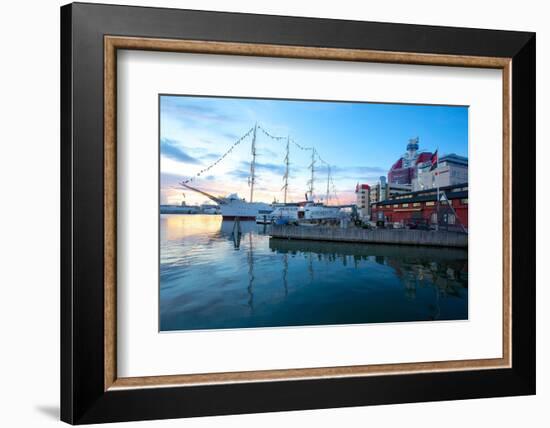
[269,225,468,248]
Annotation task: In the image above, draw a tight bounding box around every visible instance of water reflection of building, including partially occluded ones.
[269,237,468,313]
[387,257,466,291]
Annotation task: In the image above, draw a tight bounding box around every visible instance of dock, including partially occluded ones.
[269,225,467,248]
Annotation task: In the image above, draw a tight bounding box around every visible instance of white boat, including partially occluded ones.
[299,202,341,220]
[255,200,342,223]
[258,204,300,223]
[218,193,272,220]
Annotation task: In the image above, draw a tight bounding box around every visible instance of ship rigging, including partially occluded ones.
[178,123,341,220]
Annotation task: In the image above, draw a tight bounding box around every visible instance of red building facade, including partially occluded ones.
[387,137,434,185]
[371,183,468,231]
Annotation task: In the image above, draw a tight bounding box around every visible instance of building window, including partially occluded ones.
[413,202,421,207]
[448,214,456,225]
[393,204,399,208]
[402,203,409,208]
[425,201,435,206]
[461,198,468,204]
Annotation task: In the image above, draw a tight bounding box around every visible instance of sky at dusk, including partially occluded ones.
[160,95,468,206]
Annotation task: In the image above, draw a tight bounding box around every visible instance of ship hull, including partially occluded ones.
[303,207,341,220]
[219,200,272,220]
[222,215,256,220]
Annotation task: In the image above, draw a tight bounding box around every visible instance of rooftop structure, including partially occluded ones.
[388,138,434,185]
[412,153,468,191]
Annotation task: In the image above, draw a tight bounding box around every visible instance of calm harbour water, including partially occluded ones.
[160,214,468,331]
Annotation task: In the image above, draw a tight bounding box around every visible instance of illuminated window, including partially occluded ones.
[393,204,399,208]
[402,203,409,208]
[413,202,421,207]
[426,201,435,206]
[461,198,468,204]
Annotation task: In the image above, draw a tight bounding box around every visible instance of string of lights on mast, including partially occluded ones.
[181,124,337,204]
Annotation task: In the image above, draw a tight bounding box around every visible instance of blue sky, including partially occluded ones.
[160,95,468,205]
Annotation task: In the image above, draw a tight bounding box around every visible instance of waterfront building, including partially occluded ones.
[356,178,412,218]
[371,183,468,231]
[355,183,371,217]
[369,183,380,205]
[368,180,412,205]
[412,153,468,191]
[388,138,434,185]
[379,176,387,200]
[386,182,412,199]
[359,141,466,218]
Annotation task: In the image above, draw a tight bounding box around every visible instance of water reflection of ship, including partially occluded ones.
[247,232,255,312]
[219,219,267,249]
[220,219,261,236]
[219,219,288,310]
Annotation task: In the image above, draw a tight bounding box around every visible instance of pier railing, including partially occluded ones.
[270,225,468,248]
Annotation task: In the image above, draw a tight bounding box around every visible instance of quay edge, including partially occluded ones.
[269,225,468,248]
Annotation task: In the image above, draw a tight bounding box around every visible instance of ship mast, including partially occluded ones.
[308,148,316,201]
[249,123,257,203]
[325,164,331,205]
[282,136,290,204]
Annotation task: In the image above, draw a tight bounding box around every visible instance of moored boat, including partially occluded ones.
[219,194,272,220]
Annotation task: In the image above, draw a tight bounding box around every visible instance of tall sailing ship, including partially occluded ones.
[179,123,341,221]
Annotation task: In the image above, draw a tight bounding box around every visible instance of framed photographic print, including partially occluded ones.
[60,2,535,424]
